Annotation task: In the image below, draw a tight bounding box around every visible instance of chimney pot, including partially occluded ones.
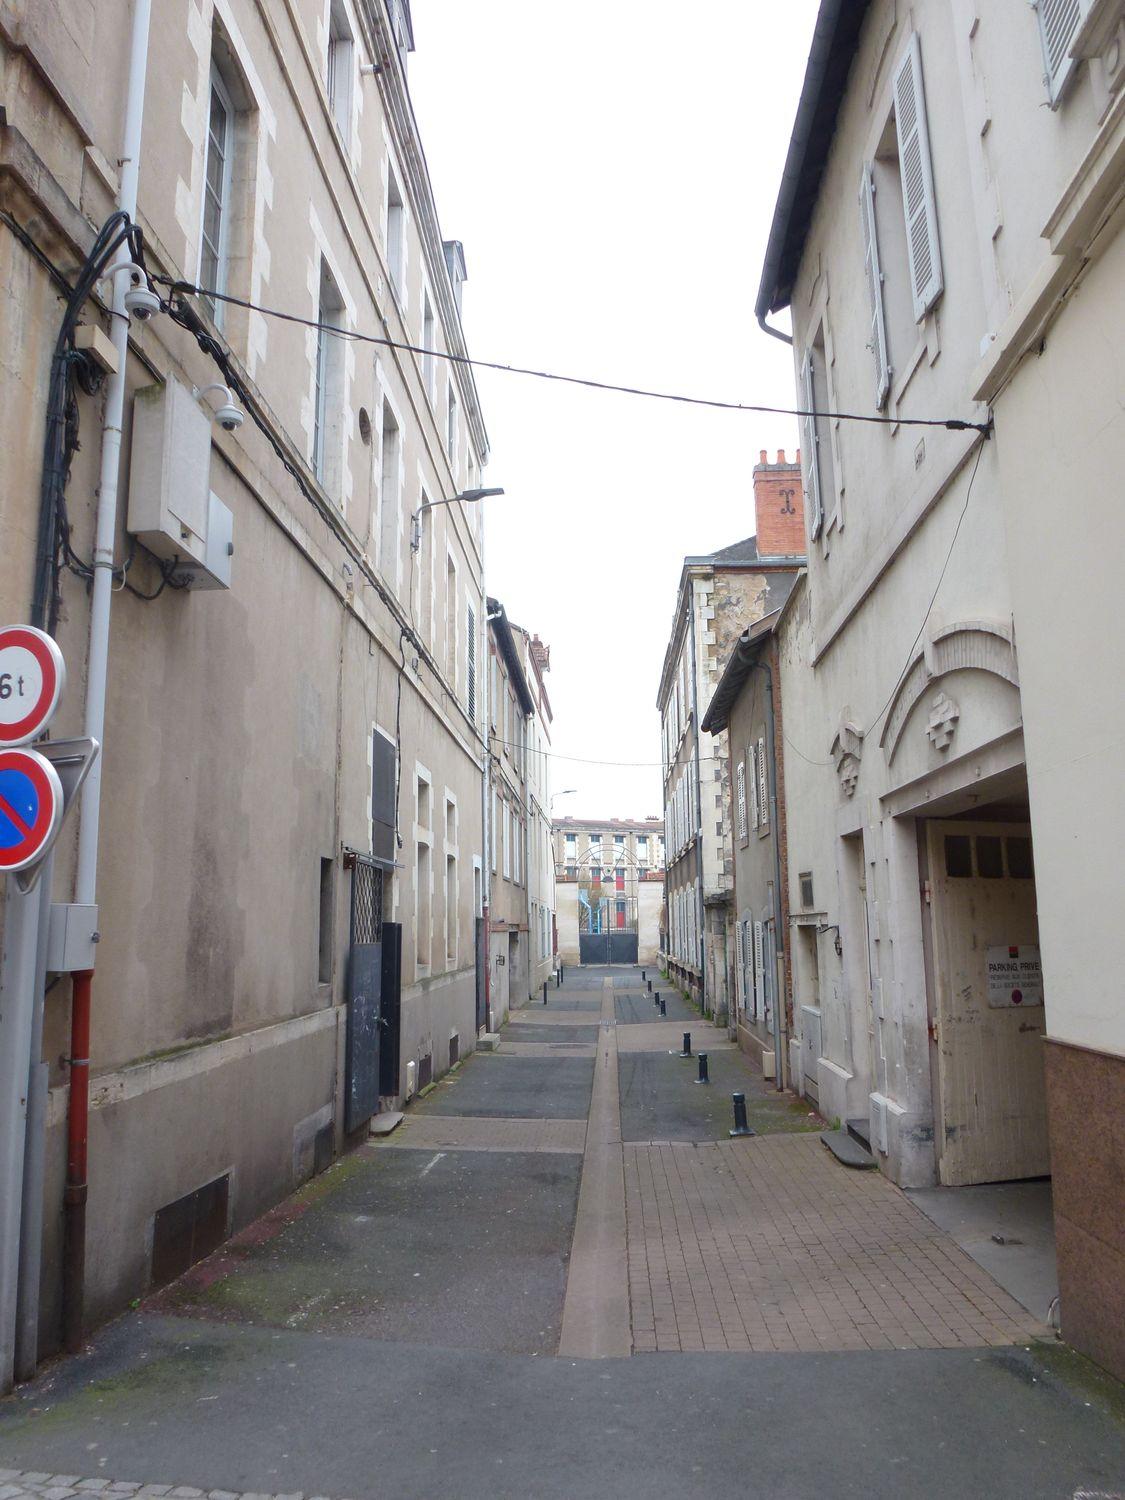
[777,450,785,464]
[759,449,767,464]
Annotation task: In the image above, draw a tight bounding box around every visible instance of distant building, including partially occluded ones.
[552,817,664,966]
[656,454,805,1020]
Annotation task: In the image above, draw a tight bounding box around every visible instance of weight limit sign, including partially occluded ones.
[0,625,66,747]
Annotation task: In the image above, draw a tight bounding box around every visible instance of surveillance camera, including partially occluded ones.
[121,267,161,322]
[215,402,244,432]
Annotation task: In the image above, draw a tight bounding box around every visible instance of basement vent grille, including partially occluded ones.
[418,1052,433,1091]
[449,1032,460,1069]
[151,1172,230,1290]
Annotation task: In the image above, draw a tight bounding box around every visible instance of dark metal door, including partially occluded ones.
[379,921,402,1099]
[475,916,487,1031]
[345,857,384,1132]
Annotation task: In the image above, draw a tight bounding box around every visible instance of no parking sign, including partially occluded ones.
[0,746,64,873]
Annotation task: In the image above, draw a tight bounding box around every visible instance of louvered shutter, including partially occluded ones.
[736,760,747,840]
[894,34,943,320]
[1034,0,1082,105]
[756,736,768,829]
[759,918,768,1026]
[801,353,823,539]
[748,746,759,829]
[859,165,892,408]
[735,921,745,1008]
[371,730,397,861]
[466,602,476,721]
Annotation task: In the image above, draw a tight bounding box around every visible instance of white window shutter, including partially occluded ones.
[1033,0,1082,106]
[859,165,892,408]
[757,736,768,827]
[894,34,943,320]
[749,746,759,829]
[801,353,823,539]
[736,761,747,840]
[759,918,768,1026]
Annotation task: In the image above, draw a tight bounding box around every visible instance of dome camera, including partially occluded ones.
[116,264,161,322]
[216,400,244,432]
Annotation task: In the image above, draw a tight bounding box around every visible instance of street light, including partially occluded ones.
[410,487,505,551]
[551,789,577,810]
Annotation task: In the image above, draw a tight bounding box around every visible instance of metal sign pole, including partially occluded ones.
[0,878,41,1393]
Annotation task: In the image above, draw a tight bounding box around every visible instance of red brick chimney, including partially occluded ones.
[753,449,806,558]
[530,635,551,674]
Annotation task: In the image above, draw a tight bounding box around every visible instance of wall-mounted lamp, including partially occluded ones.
[410,487,505,551]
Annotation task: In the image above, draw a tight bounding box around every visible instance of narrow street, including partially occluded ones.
[1,968,1122,1500]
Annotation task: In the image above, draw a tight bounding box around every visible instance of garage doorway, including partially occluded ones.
[925,820,1047,1186]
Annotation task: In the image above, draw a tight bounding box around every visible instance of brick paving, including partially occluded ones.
[624,1134,1051,1354]
[0,1474,340,1500]
[382,1114,587,1153]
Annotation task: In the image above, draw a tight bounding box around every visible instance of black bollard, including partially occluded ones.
[653,989,660,1009]
[673,1031,692,1059]
[555,968,561,988]
[659,997,667,1017]
[729,1092,755,1137]
[543,982,548,1005]
[647,978,652,993]
[559,962,565,984]
[641,970,646,983]
[694,1052,710,1085]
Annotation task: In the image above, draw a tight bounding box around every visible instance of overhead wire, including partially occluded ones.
[153,274,991,436]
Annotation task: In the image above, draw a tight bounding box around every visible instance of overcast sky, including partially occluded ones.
[409,1,819,820]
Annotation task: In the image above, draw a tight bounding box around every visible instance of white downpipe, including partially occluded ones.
[75,0,153,907]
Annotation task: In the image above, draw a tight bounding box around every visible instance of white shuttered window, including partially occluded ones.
[801,353,823,539]
[756,736,769,831]
[859,165,892,408]
[752,920,764,1021]
[893,34,943,320]
[1034,0,1083,105]
[736,761,747,841]
[748,746,759,830]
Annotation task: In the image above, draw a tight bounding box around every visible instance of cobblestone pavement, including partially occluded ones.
[625,1134,1050,1353]
[0,1474,343,1500]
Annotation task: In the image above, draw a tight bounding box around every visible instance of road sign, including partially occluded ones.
[0,627,65,747]
[0,749,63,874]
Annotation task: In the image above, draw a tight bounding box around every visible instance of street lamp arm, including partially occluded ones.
[410,488,505,550]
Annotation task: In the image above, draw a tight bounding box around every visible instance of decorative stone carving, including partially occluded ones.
[831,717,865,799]
[926,691,960,751]
[879,621,1019,764]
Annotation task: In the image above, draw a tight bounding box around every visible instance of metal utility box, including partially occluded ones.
[127,380,212,566]
[174,492,234,591]
[46,903,98,973]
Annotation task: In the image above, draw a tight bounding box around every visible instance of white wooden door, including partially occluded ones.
[926,821,1048,1186]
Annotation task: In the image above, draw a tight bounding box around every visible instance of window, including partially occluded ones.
[736,760,748,841]
[446,556,457,684]
[386,167,405,298]
[416,841,431,970]
[446,853,458,965]
[1034,0,1084,106]
[491,790,499,874]
[422,293,436,401]
[637,835,648,864]
[326,1,354,144]
[317,857,334,984]
[748,745,759,830]
[200,66,234,324]
[502,801,511,879]
[446,383,458,465]
[313,260,345,497]
[756,736,769,832]
[800,324,834,539]
[466,601,477,720]
[891,35,943,321]
[378,401,401,574]
[859,164,892,409]
[513,815,521,886]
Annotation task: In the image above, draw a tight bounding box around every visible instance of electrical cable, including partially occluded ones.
[154,275,991,436]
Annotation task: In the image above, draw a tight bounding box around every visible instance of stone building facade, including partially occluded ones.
[755,0,1125,1381]
[656,454,805,1019]
[0,0,490,1371]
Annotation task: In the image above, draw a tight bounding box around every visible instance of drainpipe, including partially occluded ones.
[65,0,153,1348]
[754,655,789,1092]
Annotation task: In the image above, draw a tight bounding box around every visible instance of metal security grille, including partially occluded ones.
[350,857,384,946]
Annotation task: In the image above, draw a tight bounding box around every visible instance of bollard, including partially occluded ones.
[729,1092,755,1137]
[555,968,561,988]
[694,1052,710,1085]
[543,982,548,1006]
[659,997,667,1017]
[559,962,565,985]
[653,989,661,1009]
[641,970,646,983]
[672,1031,692,1059]
[647,979,653,993]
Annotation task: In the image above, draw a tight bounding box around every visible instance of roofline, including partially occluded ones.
[700,610,782,734]
[754,0,872,326]
[486,597,535,717]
